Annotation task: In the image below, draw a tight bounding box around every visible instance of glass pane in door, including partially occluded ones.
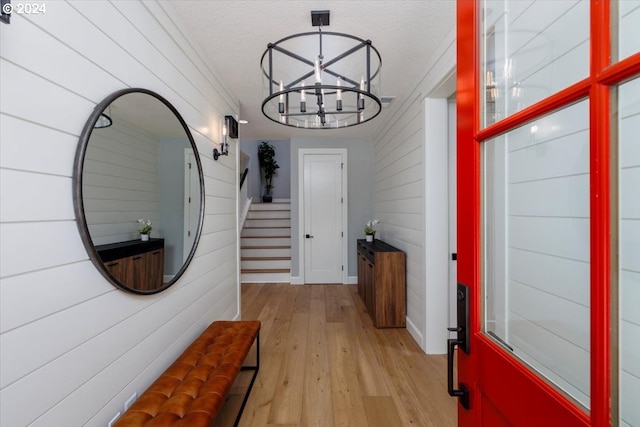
[482,100,591,408]
[480,0,589,127]
[617,76,640,427]
[614,0,640,62]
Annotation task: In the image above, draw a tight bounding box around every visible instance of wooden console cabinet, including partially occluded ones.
[97,239,164,291]
[357,239,406,328]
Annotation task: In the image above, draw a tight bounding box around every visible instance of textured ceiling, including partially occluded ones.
[167,1,456,140]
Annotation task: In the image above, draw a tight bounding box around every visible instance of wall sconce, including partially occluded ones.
[94,105,113,129]
[94,113,113,128]
[213,115,238,160]
[213,123,228,160]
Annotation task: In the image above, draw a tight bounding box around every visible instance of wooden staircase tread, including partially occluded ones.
[241,245,291,249]
[241,197,292,282]
[247,217,291,221]
[243,226,291,229]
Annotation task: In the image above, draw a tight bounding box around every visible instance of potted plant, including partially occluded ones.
[258,141,279,203]
[364,219,380,242]
[137,218,152,241]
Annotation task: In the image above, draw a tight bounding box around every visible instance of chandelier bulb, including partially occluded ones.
[314,56,322,83]
[300,82,307,112]
[358,77,366,110]
[278,80,285,113]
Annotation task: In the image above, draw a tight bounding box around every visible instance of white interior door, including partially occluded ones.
[302,151,344,284]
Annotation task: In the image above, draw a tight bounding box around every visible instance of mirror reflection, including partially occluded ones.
[75,89,204,294]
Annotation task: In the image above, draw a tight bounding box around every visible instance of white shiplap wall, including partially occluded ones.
[485,0,589,124]
[0,2,239,426]
[619,1,640,61]
[372,29,455,352]
[619,76,640,427]
[83,118,161,245]
[505,100,590,407]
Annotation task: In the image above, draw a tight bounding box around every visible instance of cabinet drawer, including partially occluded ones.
[357,242,375,263]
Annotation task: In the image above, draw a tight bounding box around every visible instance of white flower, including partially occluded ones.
[364,219,380,235]
[137,218,152,234]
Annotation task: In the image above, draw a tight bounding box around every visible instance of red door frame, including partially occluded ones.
[456,1,640,426]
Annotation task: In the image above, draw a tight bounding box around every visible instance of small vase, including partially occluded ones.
[141,233,150,241]
[365,234,374,243]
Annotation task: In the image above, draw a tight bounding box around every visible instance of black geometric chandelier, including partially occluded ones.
[261,10,382,129]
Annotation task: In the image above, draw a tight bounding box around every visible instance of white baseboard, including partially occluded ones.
[406,317,425,353]
[290,276,356,285]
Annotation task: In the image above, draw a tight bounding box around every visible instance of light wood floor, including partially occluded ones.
[235,283,457,427]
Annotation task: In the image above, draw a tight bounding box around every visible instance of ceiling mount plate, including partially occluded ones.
[311,10,330,27]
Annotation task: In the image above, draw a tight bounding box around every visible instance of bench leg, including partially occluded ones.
[233,331,260,427]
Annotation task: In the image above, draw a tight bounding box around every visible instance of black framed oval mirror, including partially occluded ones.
[73,88,205,294]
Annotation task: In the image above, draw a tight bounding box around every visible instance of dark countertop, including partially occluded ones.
[96,238,164,262]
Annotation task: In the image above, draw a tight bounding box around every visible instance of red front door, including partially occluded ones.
[454,1,640,426]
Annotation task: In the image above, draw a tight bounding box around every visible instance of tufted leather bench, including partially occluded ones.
[114,320,260,427]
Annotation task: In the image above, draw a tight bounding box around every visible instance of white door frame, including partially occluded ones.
[183,148,197,262]
[447,95,457,333]
[297,148,348,284]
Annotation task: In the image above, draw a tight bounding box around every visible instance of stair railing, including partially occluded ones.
[239,196,252,230]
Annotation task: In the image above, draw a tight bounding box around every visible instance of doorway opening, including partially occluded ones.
[422,71,456,354]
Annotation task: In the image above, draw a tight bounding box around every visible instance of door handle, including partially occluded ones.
[305,234,314,238]
[447,338,469,409]
[447,283,470,410]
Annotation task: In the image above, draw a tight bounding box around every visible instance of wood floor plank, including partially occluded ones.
[395,353,458,427]
[293,285,312,313]
[362,396,404,427]
[343,297,391,396]
[324,284,345,322]
[239,283,457,427]
[243,282,277,320]
[237,348,285,427]
[240,285,295,426]
[376,330,456,427]
[327,322,369,427]
[300,290,334,427]
[262,284,298,354]
[239,282,259,309]
[268,311,310,424]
